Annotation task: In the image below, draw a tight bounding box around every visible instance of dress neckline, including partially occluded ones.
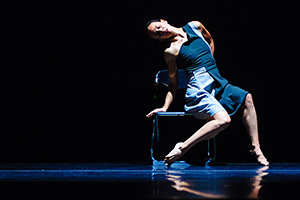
[177,25,190,57]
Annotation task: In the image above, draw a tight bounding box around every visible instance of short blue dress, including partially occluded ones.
[177,22,248,119]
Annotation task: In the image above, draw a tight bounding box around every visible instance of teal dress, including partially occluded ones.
[176,22,248,119]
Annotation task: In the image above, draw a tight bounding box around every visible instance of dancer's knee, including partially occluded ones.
[245,93,254,108]
[212,111,231,129]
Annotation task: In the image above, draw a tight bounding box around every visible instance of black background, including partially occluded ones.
[4,1,300,163]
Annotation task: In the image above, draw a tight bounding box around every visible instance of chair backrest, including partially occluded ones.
[154,69,188,89]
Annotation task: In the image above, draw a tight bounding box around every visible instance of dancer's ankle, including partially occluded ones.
[251,143,260,149]
[179,142,188,152]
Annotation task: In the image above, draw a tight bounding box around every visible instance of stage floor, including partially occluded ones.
[0,162,299,199]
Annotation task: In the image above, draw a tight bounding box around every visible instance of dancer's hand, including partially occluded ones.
[146,107,167,118]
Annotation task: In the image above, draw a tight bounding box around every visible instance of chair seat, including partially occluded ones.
[156,112,192,117]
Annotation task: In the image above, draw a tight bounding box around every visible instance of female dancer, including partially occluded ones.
[146,19,269,166]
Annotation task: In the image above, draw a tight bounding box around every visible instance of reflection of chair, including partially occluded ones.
[151,69,216,164]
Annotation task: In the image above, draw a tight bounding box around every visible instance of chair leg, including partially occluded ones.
[151,116,156,161]
[212,137,216,161]
[151,115,160,162]
[205,138,216,165]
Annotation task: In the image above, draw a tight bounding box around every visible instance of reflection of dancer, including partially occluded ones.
[165,166,269,199]
[146,19,269,166]
[248,166,269,199]
[167,174,227,199]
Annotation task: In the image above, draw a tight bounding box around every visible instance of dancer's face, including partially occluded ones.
[147,19,173,40]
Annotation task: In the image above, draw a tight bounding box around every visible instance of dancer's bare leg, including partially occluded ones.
[242,93,269,165]
[164,111,231,165]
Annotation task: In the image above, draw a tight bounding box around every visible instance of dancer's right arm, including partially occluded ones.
[162,52,178,110]
[146,52,178,118]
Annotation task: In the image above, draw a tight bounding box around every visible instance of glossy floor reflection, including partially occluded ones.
[0,162,299,199]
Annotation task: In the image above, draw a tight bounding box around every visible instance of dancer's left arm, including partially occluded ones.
[192,21,215,56]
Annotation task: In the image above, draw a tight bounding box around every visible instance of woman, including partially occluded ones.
[146,19,269,166]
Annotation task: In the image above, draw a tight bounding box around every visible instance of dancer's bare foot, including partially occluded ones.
[164,142,185,166]
[250,145,269,166]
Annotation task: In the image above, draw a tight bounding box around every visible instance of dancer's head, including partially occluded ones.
[146,19,174,40]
